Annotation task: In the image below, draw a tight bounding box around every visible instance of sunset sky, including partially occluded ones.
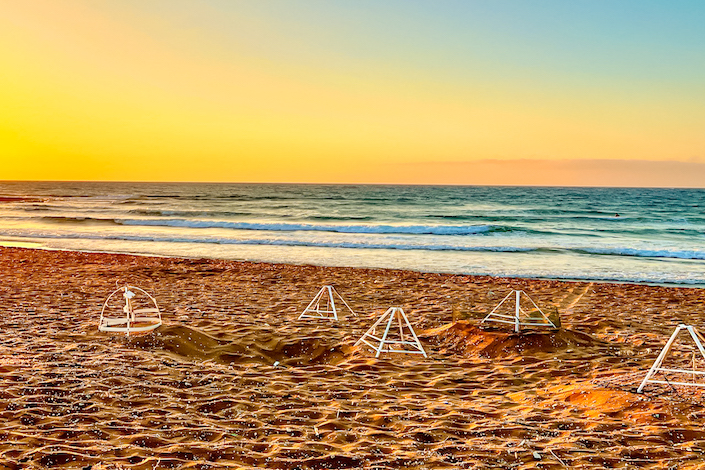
[1,0,704,186]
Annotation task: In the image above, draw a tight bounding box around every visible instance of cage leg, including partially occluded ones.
[376,310,396,358]
[326,286,337,320]
[514,290,520,333]
[399,309,427,358]
[638,325,682,393]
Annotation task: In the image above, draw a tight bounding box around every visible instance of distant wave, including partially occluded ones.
[0,230,534,252]
[119,219,495,235]
[573,247,705,260]
[0,196,44,203]
[4,228,705,261]
[488,271,705,286]
[28,215,705,239]
[38,215,495,235]
[39,216,118,225]
[124,210,375,221]
[126,209,260,218]
[125,194,301,202]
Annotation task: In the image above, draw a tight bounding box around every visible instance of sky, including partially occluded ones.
[1,0,704,186]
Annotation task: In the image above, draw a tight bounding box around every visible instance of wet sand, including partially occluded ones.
[1,246,705,469]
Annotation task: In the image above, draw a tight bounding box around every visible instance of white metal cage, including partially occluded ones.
[481,289,556,333]
[99,285,162,336]
[355,307,427,358]
[638,324,705,393]
[298,285,355,321]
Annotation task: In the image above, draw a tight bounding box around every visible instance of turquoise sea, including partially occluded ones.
[1,182,704,286]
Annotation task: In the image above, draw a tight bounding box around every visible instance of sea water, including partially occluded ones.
[1,181,704,286]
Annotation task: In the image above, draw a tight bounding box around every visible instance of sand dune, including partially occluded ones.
[130,325,353,367]
[426,321,608,359]
[2,246,705,468]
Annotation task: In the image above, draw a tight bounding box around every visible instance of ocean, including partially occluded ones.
[1,181,704,286]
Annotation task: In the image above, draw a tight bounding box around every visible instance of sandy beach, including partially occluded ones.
[1,246,705,469]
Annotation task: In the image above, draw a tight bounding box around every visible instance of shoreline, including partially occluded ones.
[2,240,703,290]
[2,245,705,468]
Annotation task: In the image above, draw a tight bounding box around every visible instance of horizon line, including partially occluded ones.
[1,179,704,190]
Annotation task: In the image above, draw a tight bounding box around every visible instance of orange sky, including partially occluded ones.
[1,0,704,186]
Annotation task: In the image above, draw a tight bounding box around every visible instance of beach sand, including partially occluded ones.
[1,246,705,469]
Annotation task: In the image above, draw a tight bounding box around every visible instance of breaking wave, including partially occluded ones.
[39,216,497,236]
[3,228,705,260]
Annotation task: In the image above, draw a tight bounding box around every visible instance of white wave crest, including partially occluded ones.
[117,218,493,235]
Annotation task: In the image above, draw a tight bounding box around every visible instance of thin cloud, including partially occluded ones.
[396,159,705,188]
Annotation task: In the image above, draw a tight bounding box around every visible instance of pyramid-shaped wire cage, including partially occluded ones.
[638,324,705,393]
[481,289,556,332]
[355,307,427,358]
[298,285,355,321]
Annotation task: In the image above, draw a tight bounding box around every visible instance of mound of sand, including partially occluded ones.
[129,325,353,366]
[426,320,607,358]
